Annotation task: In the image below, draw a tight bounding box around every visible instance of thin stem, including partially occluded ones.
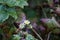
[40,5,47,18]
[52,17,60,28]
[42,8,47,18]
[31,28,43,40]
[47,32,52,40]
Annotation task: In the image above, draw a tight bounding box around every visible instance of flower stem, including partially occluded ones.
[31,28,43,40]
[40,5,47,18]
[47,32,52,40]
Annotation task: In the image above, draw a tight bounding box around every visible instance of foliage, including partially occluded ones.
[0,0,60,40]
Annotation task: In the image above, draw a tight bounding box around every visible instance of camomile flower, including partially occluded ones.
[19,23,25,29]
[19,20,31,29]
[24,20,30,25]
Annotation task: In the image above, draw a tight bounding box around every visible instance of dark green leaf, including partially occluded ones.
[0,13,9,23]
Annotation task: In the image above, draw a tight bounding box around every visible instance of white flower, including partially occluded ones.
[19,23,25,29]
[19,20,31,29]
[24,20,30,25]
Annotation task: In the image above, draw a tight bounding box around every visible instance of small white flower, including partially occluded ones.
[19,23,25,29]
[24,20,30,25]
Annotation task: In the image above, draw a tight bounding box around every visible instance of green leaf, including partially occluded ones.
[26,34,37,40]
[7,8,17,19]
[15,0,28,8]
[0,13,9,23]
[0,0,28,8]
[0,0,4,3]
[0,5,9,23]
[0,4,18,23]
[5,0,16,7]
[12,34,21,40]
